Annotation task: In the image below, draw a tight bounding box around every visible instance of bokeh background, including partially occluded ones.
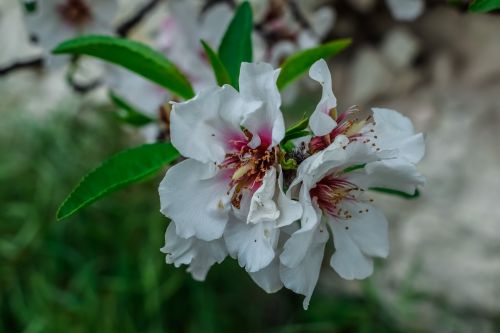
[1,0,500,332]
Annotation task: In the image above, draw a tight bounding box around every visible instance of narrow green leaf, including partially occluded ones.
[218,1,253,89]
[369,187,420,199]
[52,35,195,99]
[285,116,309,136]
[200,40,231,86]
[57,143,179,220]
[469,0,500,12]
[344,164,366,173]
[109,91,154,127]
[283,130,311,143]
[277,39,352,91]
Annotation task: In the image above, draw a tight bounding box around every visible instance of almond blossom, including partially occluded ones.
[277,59,425,309]
[24,0,118,66]
[159,62,301,280]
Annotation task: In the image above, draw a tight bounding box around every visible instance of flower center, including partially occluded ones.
[309,106,378,154]
[219,132,276,209]
[310,174,363,219]
[57,0,92,27]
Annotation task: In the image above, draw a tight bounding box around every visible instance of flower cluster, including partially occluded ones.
[159,59,425,309]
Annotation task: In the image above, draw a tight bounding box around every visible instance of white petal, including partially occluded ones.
[280,222,329,310]
[249,257,283,293]
[275,167,303,227]
[310,7,336,38]
[171,85,260,163]
[372,108,425,164]
[199,3,233,48]
[161,223,227,281]
[350,158,425,194]
[280,184,321,268]
[248,167,279,224]
[224,217,278,273]
[159,159,231,241]
[308,59,337,136]
[329,232,374,280]
[386,0,424,21]
[239,62,285,147]
[328,203,389,280]
[336,203,389,257]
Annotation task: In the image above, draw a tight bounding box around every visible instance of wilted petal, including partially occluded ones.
[159,159,231,241]
[308,59,337,136]
[161,223,227,281]
[280,222,329,310]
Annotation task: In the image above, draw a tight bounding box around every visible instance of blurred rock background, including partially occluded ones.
[1,0,500,332]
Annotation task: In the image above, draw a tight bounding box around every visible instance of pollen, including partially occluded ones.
[219,131,276,209]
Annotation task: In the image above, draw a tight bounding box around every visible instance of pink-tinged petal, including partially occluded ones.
[239,62,285,148]
[161,223,227,281]
[159,159,231,241]
[171,85,261,163]
[249,257,283,293]
[308,59,337,136]
[280,222,329,310]
[224,216,278,273]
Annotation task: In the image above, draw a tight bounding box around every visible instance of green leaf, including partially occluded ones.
[285,116,309,136]
[369,187,420,199]
[52,35,195,99]
[57,143,179,220]
[283,130,311,143]
[277,39,352,91]
[200,40,231,86]
[344,164,366,173]
[469,0,500,12]
[109,91,154,127]
[218,1,253,89]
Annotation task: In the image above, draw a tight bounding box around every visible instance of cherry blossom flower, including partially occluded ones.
[159,62,301,279]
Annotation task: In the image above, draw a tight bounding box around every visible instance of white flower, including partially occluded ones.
[252,2,336,67]
[385,0,424,21]
[156,0,233,92]
[24,0,118,66]
[159,62,302,279]
[278,59,425,309]
[307,59,425,194]
[281,140,413,309]
[105,0,233,143]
